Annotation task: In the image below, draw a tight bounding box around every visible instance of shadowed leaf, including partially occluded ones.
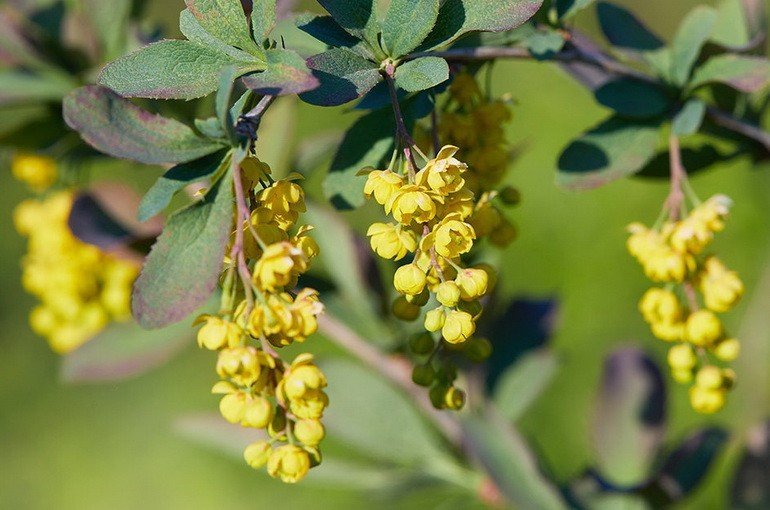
[64,85,225,165]
[669,6,717,86]
[557,0,596,20]
[133,169,234,329]
[241,48,319,96]
[138,150,230,222]
[592,348,666,488]
[316,0,379,44]
[295,14,375,60]
[596,2,664,51]
[732,421,770,509]
[557,116,661,190]
[300,48,381,106]
[594,78,671,118]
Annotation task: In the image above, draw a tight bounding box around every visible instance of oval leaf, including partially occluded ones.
[396,57,449,93]
[594,78,671,118]
[132,169,234,329]
[300,48,381,106]
[241,48,319,96]
[557,116,661,190]
[99,40,259,100]
[669,6,717,86]
[382,0,439,58]
[316,0,380,44]
[596,1,664,51]
[184,0,261,55]
[64,85,225,165]
[690,54,770,93]
[591,348,666,488]
[671,99,706,137]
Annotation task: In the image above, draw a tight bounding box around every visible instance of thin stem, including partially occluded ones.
[667,135,687,222]
[382,65,419,181]
[231,158,255,316]
[430,96,441,155]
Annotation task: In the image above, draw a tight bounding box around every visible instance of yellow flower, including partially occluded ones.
[669,215,714,254]
[244,441,272,469]
[638,288,683,325]
[685,310,723,346]
[253,242,308,292]
[699,257,744,313]
[415,145,468,195]
[650,320,685,342]
[219,391,248,423]
[442,310,475,344]
[289,390,329,420]
[695,366,725,390]
[689,385,726,414]
[713,337,740,362]
[469,199,502,238]
[267,445,311,483]
[385,184,439,225]
[257,179,306,229]
[367,223,417,261]
[12,153,57,190]
[196,315,243,350]
[436,281,461,307]
[455,268,489,301]
[667,344,697,370]
[438,188,475,220]
[216,346,262,386]
[443,386,466,410]
[450,73,481,106]
[424,307,446,332]
[241,396,275,428]
[364,169,404,205]
[426,213,476,259]
[394,264,427,296]
[282,355,327,401]
[294,419,325,446]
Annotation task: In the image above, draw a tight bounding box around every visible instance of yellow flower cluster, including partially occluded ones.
[11,153,58,191]
[628,195,743,414]
[365,146,497,409]
[196,158,326,483]
[13,191,138,353]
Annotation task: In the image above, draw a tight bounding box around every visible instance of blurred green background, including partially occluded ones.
[2,0,770,508]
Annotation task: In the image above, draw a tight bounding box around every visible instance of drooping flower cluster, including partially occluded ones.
[365,146,497,409]
[196,157,326,483]
[12,153,58,191]
[628,195,743,413]
[13,190,138,353]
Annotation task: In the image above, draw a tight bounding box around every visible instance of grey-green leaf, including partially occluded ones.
[591,348,666,488]
[241,48,319,96]
[395,57,449,93]
[594,78,671,118]
[557,116,661,190]
[138,150,230,222]
[99,40,261,100]
[179,9,258,62]
[316,0,380,45]
[421,0,544,50]
[216,66,238,141]
[690,54,770,93]
[184,0,262,55]
[462,413,568,510]
[669,6,717,86]
[493,349,559,423]
[132,169,234,329]
[251,0,277,42]
[383,0,439,57]
[64,85,225,165]
[731,421,770,509]
[672,99,706,137]
[0,70,74,105]
[300,48,381,106]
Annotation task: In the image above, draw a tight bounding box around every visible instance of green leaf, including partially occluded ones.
[316,0,380,45]
[395,57,449,93]
[591,348,666,488]
[241,48,319,96]
[321,358,446,465]
[80,0,132,60]
[195,117,228,140]
[462,413,568,510]
[594,78,671,118]
[525,30,566,60]
[184,0,262,55]
[132,169,234,329]
[324,107,394,209]
[557,0,596,20]
[179,9,258,62]
[251,0,277,42]
[690,54,770,93]
[731,421,770,510]
[0,71,74,105]
[300,48,381,106]
[669,6,717,86]
[0,103,48,138]
[493,349,559,423]
[557,116,661,190]
[99,40,262,100]
[596,2,664,51]
[711,0,751,50]
[295,14,375,60]
[216,66,238,141]
[421,0,544,50]
[672,99,706,136]
[382,0,439,57]
[61,318,192,384]
[64,86,225,165]
[138,150,230,222]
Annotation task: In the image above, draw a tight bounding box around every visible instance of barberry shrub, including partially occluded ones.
[5,0,770,507]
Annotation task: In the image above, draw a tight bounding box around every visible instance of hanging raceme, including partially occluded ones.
[627,136,743,414]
